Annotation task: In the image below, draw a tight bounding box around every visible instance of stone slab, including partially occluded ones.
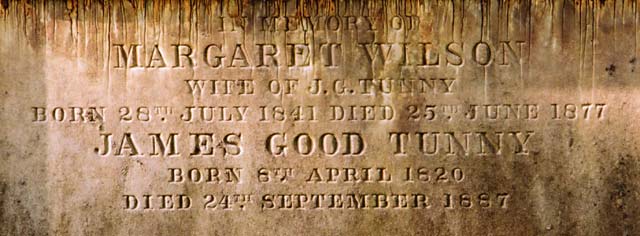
[1,0,639,235]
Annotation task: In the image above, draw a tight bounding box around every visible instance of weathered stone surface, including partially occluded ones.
[1,0,639,235]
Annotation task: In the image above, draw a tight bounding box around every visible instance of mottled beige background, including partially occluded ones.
[1,0,640,235]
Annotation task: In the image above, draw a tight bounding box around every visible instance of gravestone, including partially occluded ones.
[0,0,639,235]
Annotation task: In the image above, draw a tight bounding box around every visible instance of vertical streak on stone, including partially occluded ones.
[527,0,532,87]
[461,0,465,37]
[579,0,583,95]
[143,0,146,57]
[480,0,486,102]
[592,0,596,99]
[106,1,112,97]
